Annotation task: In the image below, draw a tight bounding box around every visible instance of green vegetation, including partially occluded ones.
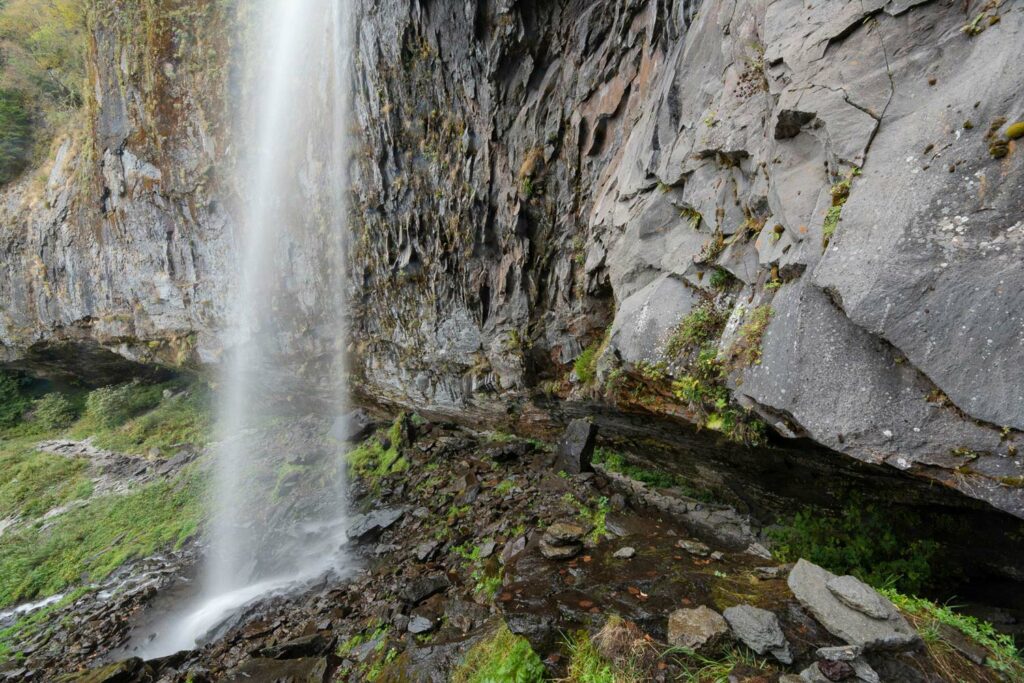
[725,305,772,369]
[673,646,770,683]
[0,88,31,183]
[346,415,408,484]
[593,448,712,501]
[73,382,211,456]
[562,492,609,542]
[453,541,504,598]
[0,372,30,428]
[0,465,203,607]
[31,392,79,430]
[821,168,859,249]
[0,0,87,183]
[665,303,727,359]
[80,381,165,430]
[708,267,735,291]
[574,342,600,386]
[451,623,545,683]
[565,630,617,683]
[881,589,1023,678]
[768,499,939,595]
[0,436,91,520]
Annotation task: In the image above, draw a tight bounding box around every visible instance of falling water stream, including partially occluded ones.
[138,0,354,657]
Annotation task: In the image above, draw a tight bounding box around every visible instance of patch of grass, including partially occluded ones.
[0,466,204,607]
[0,436,92,520]
[665,303,727,359]
[708,268,735,291]
[726,305,772,369]
[565,630,617,683]
[454,541,504,599]
[671,646,771,683]
[882,589,1023,679]
[670,348,766,446]
[336,622,390,657]
[575,344,600,385]
[768,499,939,595]
[451,622,545,683]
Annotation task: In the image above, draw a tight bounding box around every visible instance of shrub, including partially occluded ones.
[665,303,727,358]
[574,343,599,385]
[0,372,29,428]
[769,498,939,594]
[32,393,78,430]
[84,381,164,429]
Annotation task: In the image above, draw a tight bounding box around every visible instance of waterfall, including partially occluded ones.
[138,0,354,657]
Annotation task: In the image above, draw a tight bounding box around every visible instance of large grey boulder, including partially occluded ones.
[787,559,919,651]
[722,605,792,664]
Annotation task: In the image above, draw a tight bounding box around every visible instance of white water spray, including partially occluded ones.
[139,0,355,657]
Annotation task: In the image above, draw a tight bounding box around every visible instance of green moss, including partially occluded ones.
[451,623,545,683]
[708,267,735,291]
[346,415,407,485]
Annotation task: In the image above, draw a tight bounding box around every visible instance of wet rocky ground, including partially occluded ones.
[0,414,1017,682]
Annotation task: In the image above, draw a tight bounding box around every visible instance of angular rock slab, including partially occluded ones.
[223,657,328,682]
[722,604,793,664]
[667,605,730,652]
[787,559,919,650]
[555,419,597,474]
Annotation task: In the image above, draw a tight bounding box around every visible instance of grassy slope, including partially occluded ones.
[0,378,210,612]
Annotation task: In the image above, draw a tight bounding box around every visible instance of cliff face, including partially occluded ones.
[1,0,1023,517]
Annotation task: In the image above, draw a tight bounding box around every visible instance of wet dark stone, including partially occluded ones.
[485,441,533,463]
[330,409,375,443]
[345,508,404,543]
[400,574,450,605]
[222,657,328,682]
[258,633,332,659]
[555,419,597,474]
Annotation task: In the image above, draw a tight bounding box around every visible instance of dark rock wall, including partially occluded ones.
[348,0,1024,517]
[1,0,1022,517]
